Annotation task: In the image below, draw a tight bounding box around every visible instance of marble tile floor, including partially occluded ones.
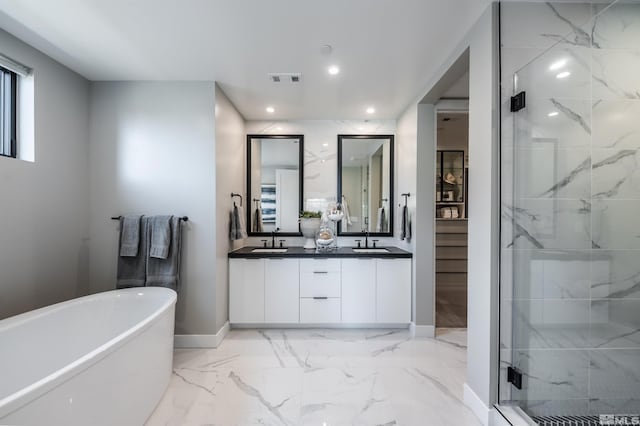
[146,328,478,426]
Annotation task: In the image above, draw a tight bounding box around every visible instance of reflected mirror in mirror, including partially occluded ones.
[247,135,304,236]
[338,135,394,236]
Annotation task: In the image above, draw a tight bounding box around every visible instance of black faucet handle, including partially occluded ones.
[260,239,268,248]
[279,239,286,248]
[372,239,379,248]
[354,239,362,248]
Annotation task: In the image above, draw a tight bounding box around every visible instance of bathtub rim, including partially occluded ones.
[0,287,177,419]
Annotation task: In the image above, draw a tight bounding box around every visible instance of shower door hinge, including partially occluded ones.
[507,366,523,389]
[510,91,526,112]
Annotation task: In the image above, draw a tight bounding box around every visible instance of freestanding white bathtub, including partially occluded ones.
[0,287,176,426]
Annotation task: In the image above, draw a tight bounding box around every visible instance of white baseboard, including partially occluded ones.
[463,383,490,426]
[410,322,435,338]
[174,321,230,348]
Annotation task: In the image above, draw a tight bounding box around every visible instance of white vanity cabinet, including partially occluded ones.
[299,259,341,323]
[265,258,299,323]
[341,258,376,323]
[229,252,412,326]
[229,258,265,323]
[376,258,412,323]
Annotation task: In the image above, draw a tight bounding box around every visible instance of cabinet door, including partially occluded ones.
[341,258,376,323]
[265,258,299,323]
[229,259,265,323]
[376,259,411,323]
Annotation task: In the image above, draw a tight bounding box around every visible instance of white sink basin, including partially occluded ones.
[251,248,289,253]
[352,248,390,253]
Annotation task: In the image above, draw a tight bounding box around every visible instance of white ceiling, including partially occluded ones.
[0,0,492,120]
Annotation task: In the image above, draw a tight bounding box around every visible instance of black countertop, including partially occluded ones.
[228,246,412,259]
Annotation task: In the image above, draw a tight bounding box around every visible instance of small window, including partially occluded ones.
[0,66,17,158]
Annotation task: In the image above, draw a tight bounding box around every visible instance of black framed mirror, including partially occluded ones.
[246,134,304,236]
[337,134,394,237]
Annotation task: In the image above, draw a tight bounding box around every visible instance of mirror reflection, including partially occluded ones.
[338,135,394,235]
[247,135,303,235]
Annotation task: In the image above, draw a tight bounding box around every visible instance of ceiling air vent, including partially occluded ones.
[269,73,302,83]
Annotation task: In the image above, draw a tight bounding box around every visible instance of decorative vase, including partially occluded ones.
[300,218,321,249]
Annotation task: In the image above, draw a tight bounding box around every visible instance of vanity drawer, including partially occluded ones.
[300,298,341,323]
[300,272,341,297]
[300,258,341,273]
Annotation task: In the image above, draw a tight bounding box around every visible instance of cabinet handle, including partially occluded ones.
[313,271,328,274]
[313,296,328,300]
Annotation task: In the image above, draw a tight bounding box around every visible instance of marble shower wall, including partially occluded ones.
[500,1,640,417]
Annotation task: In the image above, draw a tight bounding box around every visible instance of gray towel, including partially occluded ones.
[149,215,172,259]
[117,216,148,288]
[253,207,264,232]
[230,205,247,240]
[119,215,142,257]
[146,216,182,291]
[400,205,411,241]
[376,207,386,233]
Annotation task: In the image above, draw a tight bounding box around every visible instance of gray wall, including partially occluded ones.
[0,28,90,320]
[214,84,246,332]
[88,82,218,335]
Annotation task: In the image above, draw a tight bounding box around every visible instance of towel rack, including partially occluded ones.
[111,215,189,222]
[400,193,410,207]
[231,192,243,206]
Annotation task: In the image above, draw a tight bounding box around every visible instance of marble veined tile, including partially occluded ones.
[508,250,592,300]
[512,147,591,199]
[592,100,640,150]
[590,349,640,400]
[501,2,594,49]
[592,49,640,101]
[592,2,640,49]
[503,199,591,250]
[592,148,640,200]
[512,299,590,349]
[592,200,640,249]
[510,349,590,401]
[591,299,640,348]
[146,329,476,426]
[515,46,591,101]
[591,250,640,299]
[514,98,591,149]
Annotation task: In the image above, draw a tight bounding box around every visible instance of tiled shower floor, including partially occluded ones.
[146,328,479,426]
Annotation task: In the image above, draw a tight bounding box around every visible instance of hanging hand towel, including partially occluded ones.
[253,207,264,232]
[119,215,142,257]
[400,205,411,241]
[149,215,172,259]
[230,204,247,240]
[117,216,148,288]
[146,216,182,291]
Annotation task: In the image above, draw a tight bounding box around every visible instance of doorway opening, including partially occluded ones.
[435,101,469,329]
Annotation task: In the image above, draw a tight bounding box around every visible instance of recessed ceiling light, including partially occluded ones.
[549,59,567,71]
[266,106,275,113]
[556,71,571,79]
[358,126,365,131]
[548,111,559,117]
[322,143,329,147]
[328,65,340,75]
[366,107,375,114]
[276,126,283,131]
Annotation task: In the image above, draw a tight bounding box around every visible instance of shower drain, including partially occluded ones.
[531,415,602,426]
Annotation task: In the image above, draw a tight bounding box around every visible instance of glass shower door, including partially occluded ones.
[500,1,640,423]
